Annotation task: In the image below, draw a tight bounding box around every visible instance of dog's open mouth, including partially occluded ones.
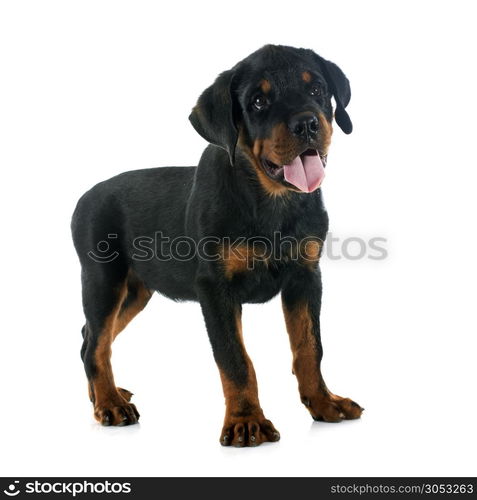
[261,149,327,193]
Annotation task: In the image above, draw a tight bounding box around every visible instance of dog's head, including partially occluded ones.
[189,45,352,195]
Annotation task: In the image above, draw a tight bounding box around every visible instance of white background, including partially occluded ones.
[1,0,476,478]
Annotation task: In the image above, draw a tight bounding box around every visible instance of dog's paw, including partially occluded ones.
[303,393,364,422]
[94,392,140,426]
[220,417,280,447]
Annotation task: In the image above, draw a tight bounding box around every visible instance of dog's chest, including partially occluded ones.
[220,237,322,303]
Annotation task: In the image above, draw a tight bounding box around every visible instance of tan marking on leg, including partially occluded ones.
[92,282,128,409]
[91,271,151,424]
[218,309,279,446]
[282,299,363,422]
[219,312,261,419]
[282,301,322,398]
[114,280,153,339]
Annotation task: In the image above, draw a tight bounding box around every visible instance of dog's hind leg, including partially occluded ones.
[81,267,152,426]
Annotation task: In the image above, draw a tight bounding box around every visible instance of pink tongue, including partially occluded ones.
[283,153,325,193]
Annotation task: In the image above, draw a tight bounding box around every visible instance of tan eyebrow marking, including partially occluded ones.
[260,79,271,93]
[302,71,312,83]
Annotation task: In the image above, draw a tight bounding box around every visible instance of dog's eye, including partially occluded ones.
[310,86,321,97]
[253,95,268,110]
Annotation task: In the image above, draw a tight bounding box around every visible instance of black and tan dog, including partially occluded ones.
[71,44,363,447]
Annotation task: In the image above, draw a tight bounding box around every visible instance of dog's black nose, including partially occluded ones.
[289,113,319,139]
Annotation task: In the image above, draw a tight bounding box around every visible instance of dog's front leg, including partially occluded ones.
[197,277,280,447]
[281,266,364,422]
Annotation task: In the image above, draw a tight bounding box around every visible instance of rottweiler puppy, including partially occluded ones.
[71,44,363,447]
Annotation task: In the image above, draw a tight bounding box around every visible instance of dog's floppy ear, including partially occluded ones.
[313,54,353,134]
[189,69,238,165]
